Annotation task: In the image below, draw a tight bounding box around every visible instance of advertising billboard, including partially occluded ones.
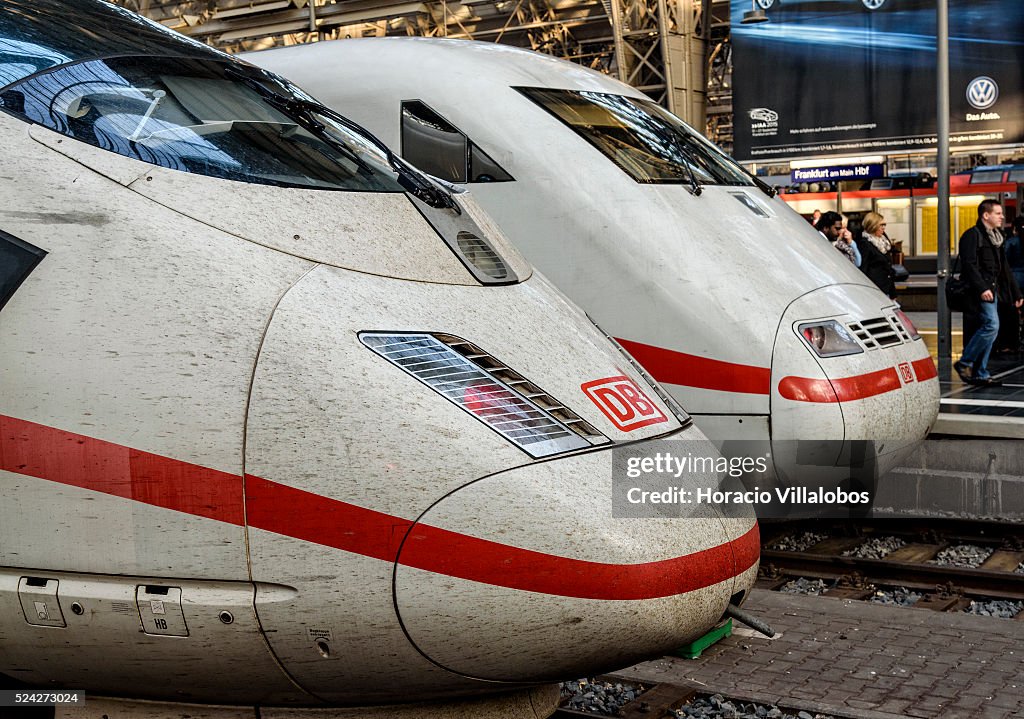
[731,0,1024,162]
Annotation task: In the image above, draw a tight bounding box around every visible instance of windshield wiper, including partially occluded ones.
[671,137,704,196]
[300,97,458,211]
[224,65,458,210]
[128,89,166,141]
[634,119,704,195]
[747,171,778,198]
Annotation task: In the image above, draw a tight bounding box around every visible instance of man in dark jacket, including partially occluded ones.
[953,200,1024,386]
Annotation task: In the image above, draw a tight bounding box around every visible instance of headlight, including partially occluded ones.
[894,309,921,341]
[360,332,608,457]
[797,320,863,358]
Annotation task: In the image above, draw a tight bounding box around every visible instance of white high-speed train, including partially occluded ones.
[0,2,759,716]
[246,38,940,482]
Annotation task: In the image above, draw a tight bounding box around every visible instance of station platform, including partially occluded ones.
[904,311,1024,438]
[615,588,1024,719]
[874,312,1024,519]
[932,358,1024,438]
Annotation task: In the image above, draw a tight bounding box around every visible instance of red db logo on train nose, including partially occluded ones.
[581,376,668,431]
[898,362,914,384]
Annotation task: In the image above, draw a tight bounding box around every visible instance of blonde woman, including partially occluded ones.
[856,211,896,298]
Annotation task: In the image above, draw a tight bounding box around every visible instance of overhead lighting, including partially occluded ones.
[214,1,291,19]
[921,195,985,206]
[790,155,885,169]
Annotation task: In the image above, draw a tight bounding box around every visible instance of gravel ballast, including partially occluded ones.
[963,599,1023,618]
[868,586,922,606]
[673,694,835,719]
[928,544,993,568]
[768,532,827,552]
[779,578,828,596]
[842,536,905,559]
[561,682,836,718]
[561,679,646,715]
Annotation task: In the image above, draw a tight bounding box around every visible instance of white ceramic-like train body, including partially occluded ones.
[245,38,940,484]
[0,3,757,713]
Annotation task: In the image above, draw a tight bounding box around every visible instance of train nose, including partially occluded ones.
[393,441,759,683]
[771,285,939,478]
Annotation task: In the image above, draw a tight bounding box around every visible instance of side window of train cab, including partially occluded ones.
[401,101,513,184]
[0,231,47,313]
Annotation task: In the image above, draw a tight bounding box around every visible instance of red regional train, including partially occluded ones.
[781,167,1024,258]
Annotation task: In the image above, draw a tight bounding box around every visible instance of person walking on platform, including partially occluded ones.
[954,200,1023,387]
[857,212,897,299]
[1007,216,1024,293]
[1004,217,1024,351]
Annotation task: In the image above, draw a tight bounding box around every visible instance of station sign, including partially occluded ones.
[790,164,884,183]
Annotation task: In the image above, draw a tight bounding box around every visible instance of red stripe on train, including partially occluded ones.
[0,414,757,600]
[615,338,771,395]
[912,357,939,381]
[778,367,903,403]
[0,414,244,524]
[246,475,758,600]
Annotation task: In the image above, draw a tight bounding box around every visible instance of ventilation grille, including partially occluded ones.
[456,231,508,280]
[890,315,913,342]
[361,333,606,457]
[847,316,906,350]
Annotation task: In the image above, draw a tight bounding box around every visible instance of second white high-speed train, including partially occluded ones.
[246,38,940,482]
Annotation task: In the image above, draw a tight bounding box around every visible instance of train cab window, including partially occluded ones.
[401,101,513,184]
[0,0,208,88]
[469,144,513,183]
[517,87,753,187]
[0,230,46,313]
[0,56,407,193]
[1009,169,1024,183]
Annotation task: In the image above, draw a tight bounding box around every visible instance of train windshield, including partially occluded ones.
[518,87,753,187]
[0,56,406,192]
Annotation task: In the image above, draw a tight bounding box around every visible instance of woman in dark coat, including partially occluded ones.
[1000,217,1024,351]
[856,212,897,299]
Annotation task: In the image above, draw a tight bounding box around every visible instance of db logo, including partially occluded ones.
[581,376,668,431]
[898,362,914,384]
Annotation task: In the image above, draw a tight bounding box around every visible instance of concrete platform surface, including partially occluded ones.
[616,588,1024,719]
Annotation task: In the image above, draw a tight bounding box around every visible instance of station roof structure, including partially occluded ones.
[111,0,735,150]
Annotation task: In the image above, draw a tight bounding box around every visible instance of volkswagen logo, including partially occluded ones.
[966,76,998,110]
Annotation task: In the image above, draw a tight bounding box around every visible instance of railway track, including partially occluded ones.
[759,519,1024,612]
[555,678,692,719]
[557,677,846,719]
